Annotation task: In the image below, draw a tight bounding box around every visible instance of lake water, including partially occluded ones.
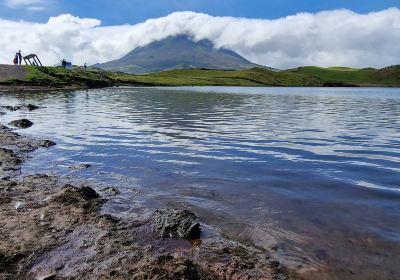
[1,86,400,279]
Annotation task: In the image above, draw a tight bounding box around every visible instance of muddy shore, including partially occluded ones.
[0,106,291,279]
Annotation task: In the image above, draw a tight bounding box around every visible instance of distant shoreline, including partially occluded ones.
[1,64,400,90]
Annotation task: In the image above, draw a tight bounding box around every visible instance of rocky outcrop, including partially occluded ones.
[153,209,202,239]
[9,119,34,129]
[38,140,56,148]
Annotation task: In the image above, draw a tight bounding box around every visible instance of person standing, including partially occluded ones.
[17,50,22,65]
[84,63,87,71]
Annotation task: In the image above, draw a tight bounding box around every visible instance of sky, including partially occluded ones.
[0,0,399,68]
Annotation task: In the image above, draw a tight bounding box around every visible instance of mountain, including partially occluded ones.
[94,35,262,74]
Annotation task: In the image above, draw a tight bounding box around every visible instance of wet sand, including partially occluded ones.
[0,107,289,279]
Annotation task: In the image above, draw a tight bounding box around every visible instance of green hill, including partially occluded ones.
[1,65,400,89]
[112,66,400,87]
[285,66,400,87]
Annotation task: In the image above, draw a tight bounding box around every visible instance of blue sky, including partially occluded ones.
[0,0,399,25]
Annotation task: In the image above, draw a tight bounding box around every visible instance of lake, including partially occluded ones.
[1,86,400,279]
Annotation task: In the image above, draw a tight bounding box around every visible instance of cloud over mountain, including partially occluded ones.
[0,8,399,68]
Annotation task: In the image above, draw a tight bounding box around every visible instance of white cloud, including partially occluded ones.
[0,9,399,69]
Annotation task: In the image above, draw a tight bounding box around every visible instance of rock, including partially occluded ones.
[14,201,24,210]
[70,163,92,170]
[80,186,100,200]
[9,119,33,129]
[153,209,201,240]
[267,260,281,269]
[54,185,100,206]
[38,140,56,148]
[25,104,39,111]
[0,148,17,159]
[100,187,120,195]
[1,105,20,111]
[37,272,56,280]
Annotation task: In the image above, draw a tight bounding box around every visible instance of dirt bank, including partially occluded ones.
[0,65,28,83]
[0,107,290,279]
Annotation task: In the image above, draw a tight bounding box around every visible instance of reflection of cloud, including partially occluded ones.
[1,9,400,68]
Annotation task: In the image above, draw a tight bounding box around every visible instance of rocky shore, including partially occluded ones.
[0,105,291,279]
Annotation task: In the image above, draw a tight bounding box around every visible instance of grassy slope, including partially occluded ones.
[2,65,400,88]
[286,65,400,86]
[113,66,400,87]
[4,66,114,88]
[111,68,322,87]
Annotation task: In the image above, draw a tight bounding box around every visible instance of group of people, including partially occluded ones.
[13,50,23,65]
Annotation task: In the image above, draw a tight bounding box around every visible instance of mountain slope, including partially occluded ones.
[95,35,262,74]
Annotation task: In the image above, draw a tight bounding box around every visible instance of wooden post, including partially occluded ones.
[35,56,43,67]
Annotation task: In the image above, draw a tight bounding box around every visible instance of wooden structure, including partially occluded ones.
[23,54,43,67]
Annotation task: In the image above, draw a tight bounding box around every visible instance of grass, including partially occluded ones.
[3,65,400,88]
[7,65,115,88]
[286,66,400,86]
[111,68,323,87]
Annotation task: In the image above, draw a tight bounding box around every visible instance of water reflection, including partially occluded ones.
[1,87,400,279]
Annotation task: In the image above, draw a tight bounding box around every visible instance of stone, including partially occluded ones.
[38,140,56,148]
[37,272,56,280]
[9,119,33,129]
[100,187,120,195]
[70,163,92,170]
[0,148,16,159]
[153,209,201,240]
[25,104,39,111]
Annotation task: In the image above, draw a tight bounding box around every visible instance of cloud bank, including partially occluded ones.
[0,9,399,68]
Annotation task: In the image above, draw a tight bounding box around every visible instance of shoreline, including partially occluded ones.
[0,105,290,279]
[1,64,400,89]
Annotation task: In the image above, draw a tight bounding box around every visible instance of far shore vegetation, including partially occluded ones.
[1,64,400,89]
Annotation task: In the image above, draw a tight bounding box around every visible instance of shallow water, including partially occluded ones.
[1,86,400,279]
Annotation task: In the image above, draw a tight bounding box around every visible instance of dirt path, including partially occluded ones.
[0,65,28,83]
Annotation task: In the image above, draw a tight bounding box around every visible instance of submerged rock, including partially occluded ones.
[0,104,39,112]
[100,186,120,195]
[24,104,40,111]
[1,105,20,111]
[154,209,201,240]
[38,140,56,148]
[9,119,33,129]
[70,163,93,170]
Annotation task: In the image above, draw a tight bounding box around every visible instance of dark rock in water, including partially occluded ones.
[38,140,56,148]
[1,105,20,111]
[25,104,39,111]
[80,186,100,200]
[154,209,201,239]
[100,186,120,195]
[0,111,6,116]
[70,163,92,170]
[9,119,33,129]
